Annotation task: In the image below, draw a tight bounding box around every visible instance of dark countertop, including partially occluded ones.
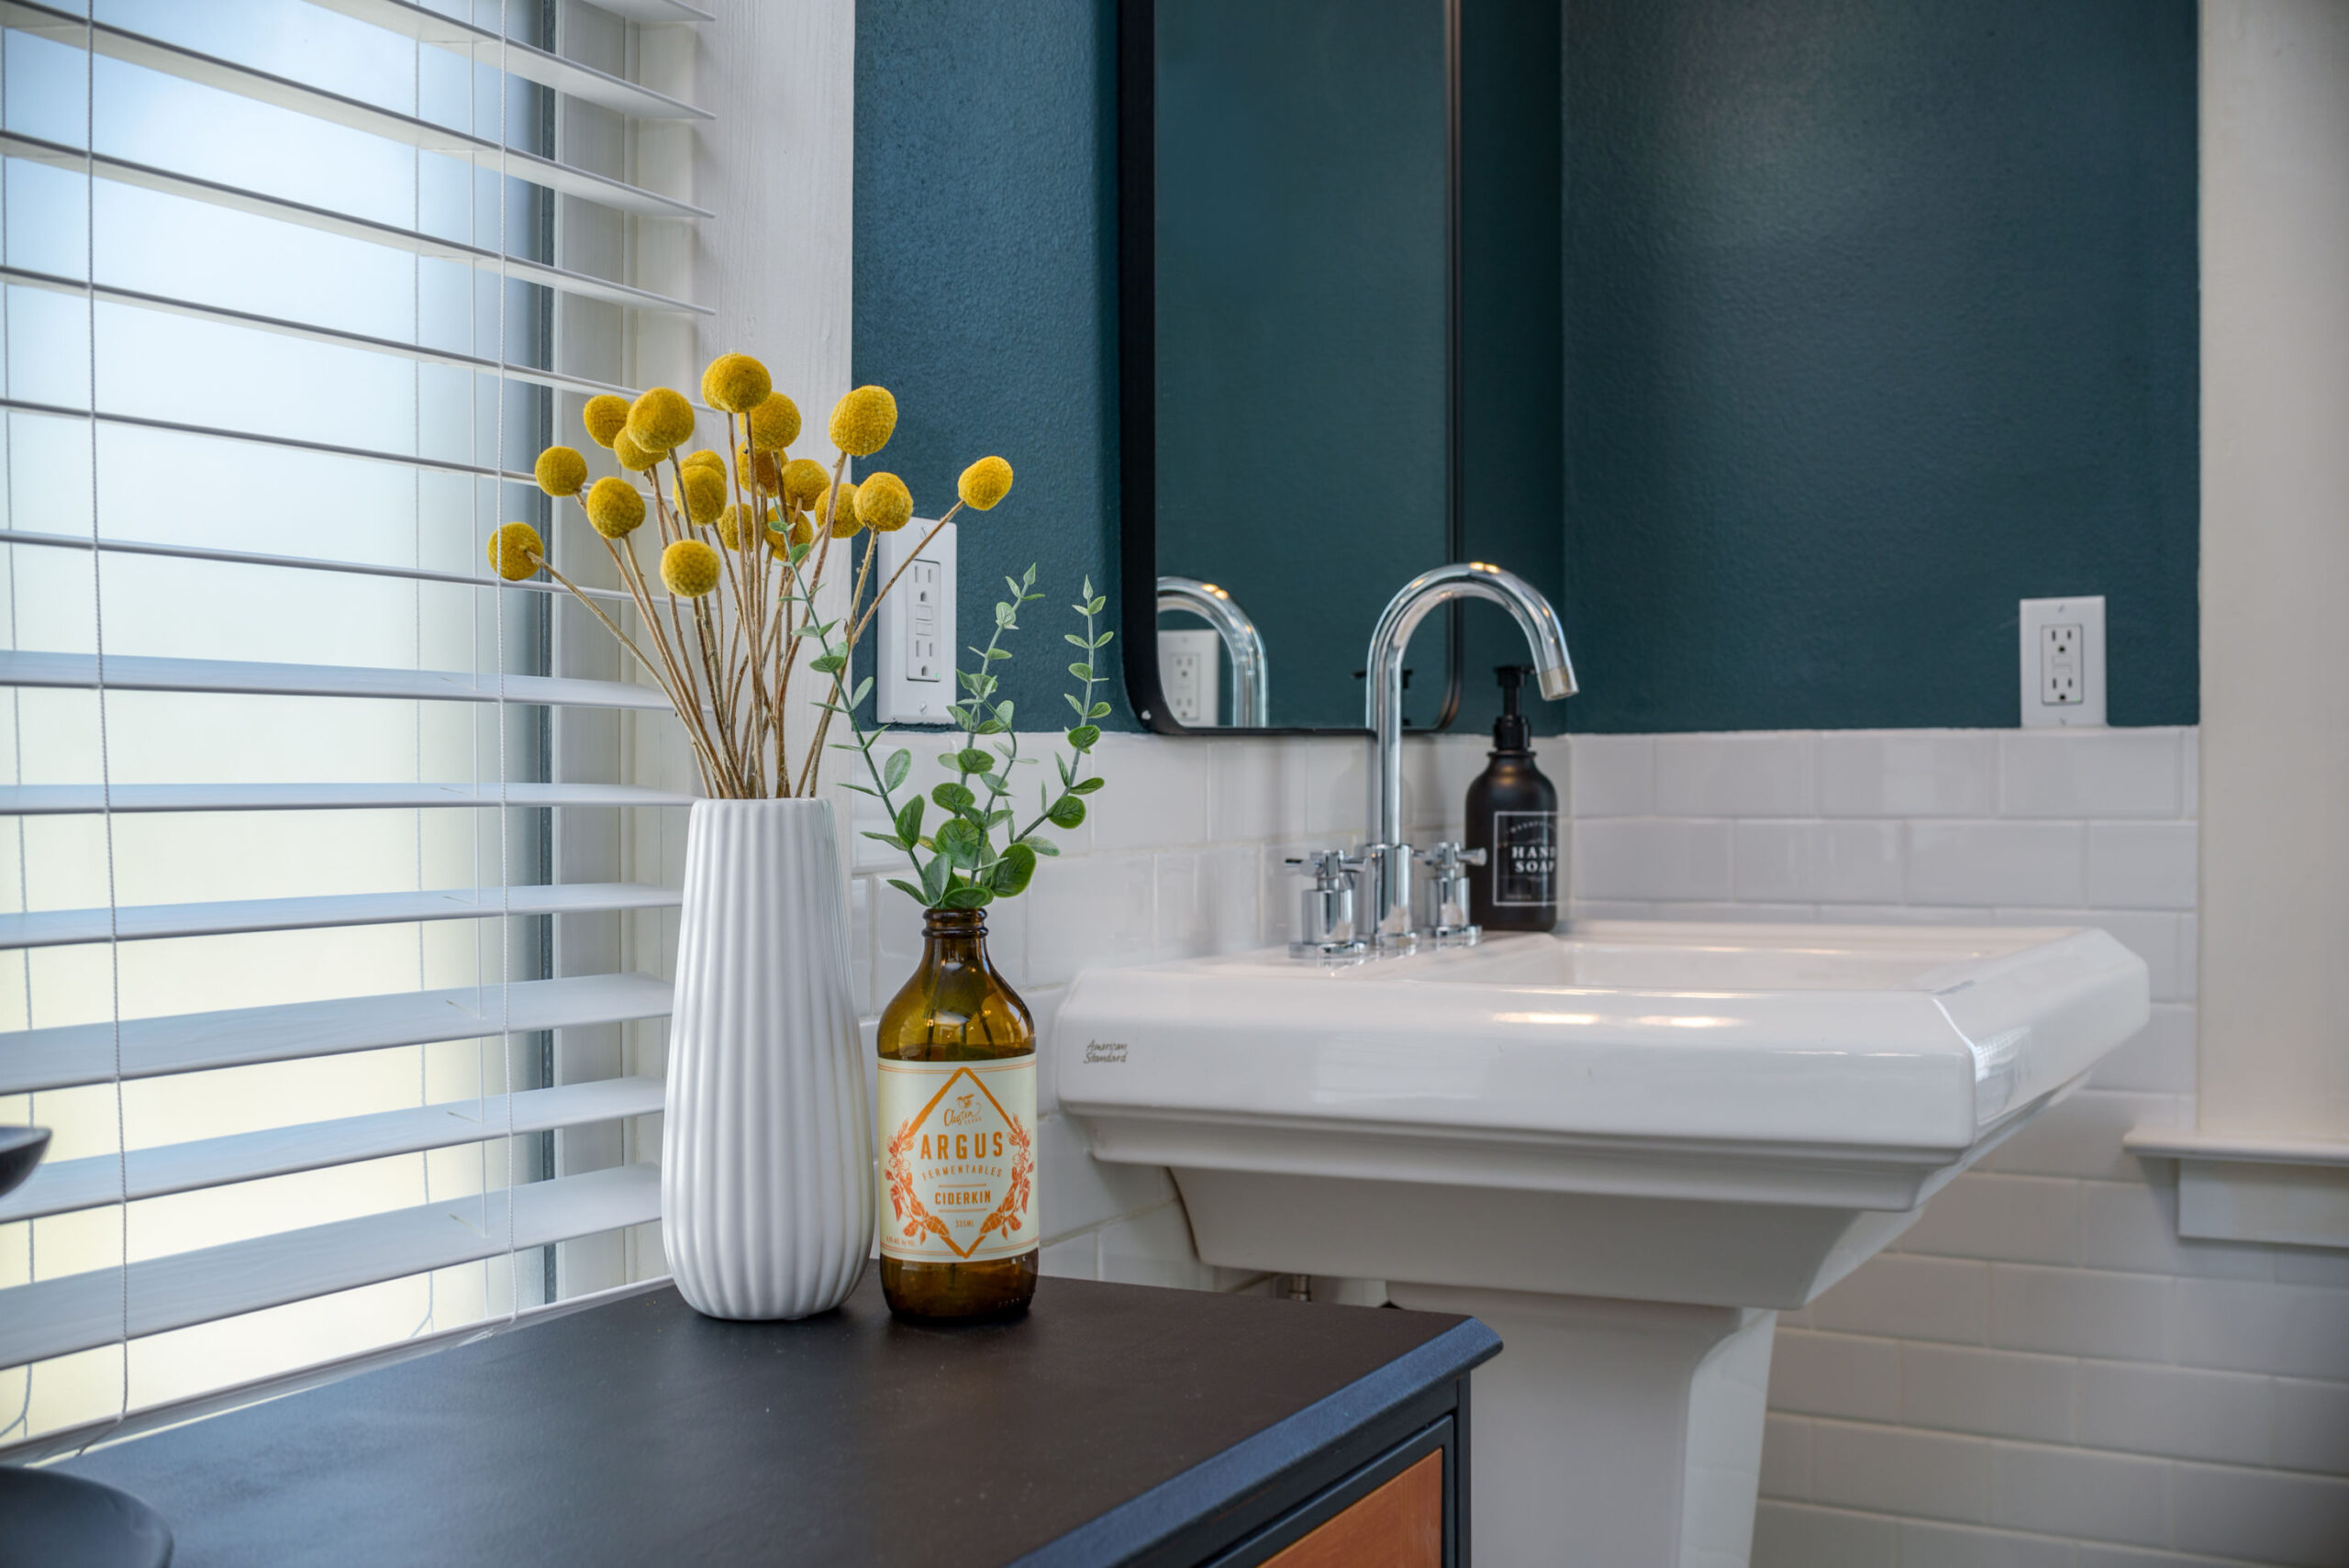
[60,1275,1498,1566]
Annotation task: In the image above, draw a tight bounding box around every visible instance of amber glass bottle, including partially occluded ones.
[875,907,1039,1319]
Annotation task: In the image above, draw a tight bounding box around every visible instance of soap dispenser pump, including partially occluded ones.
[1464,665,1559,931]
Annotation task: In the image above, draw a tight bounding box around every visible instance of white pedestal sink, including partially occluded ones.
[1057,921,2148,1567]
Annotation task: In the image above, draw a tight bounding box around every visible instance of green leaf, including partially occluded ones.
[974,718,1008,735]
[980,773,1010,796]
[894,795,924,845]
[885,878,927,903]
[1046,795,1086,829]
[1092,630,1114,648]
[932,781,975,813]
[920,853,952,903]
[994,701,1014,724]
[1069,775,1104,795]
[861,829,908,851]
[841,781,878,797]
[995,601,1017,628]
[1064,633,1089,649]
[1088,701,1112,718]
[982,648,1013,661]
[935,817,984,867]
[1080,574,1094,599]
[1086,596,1107,615]
[883,748,911,791]
[1018,835,1061,857]
[807,651,846,675]
[1064,694,1087,717]
[1068,662,1092,681]
[957,748,993,774]
[849,675,873,706]
[1067,724,1101,750]
[985,808,1015,831]
[992,842,1037,896]
[941,883,995,909]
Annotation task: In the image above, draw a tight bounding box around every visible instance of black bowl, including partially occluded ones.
[0,1125,50,1199]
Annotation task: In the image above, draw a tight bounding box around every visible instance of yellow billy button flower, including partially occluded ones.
[582,394,630,449]
[854,471,913,533]
[781,457,829,510]
[533,445,587,498]
[716,502,764,550]
[611,428,661,473]
[626,386,695,452]
[583,476,646,539]
[700,352,772,415]
[661,539,721,598]
[735,443,783,494]
[674,463,728,527]
[486,522,542,581]
[958,455,1014,510]
[828,384,896,457]
[747,392,801,452]
[680,448,725,474]
[823,480,863,539]
[777,510,815,550]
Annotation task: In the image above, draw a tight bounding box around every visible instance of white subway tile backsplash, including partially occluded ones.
[1734,819,1906,903]
[1901,1344,2077,1443]
[2273,1377,2349,1475]
[2170,1463,2349,1568]
[1566,733,1653,817]
[1819,730,2000,818]
[1899,1520,2081,1568]
[1574,818,1733,901]
[2079,1179,2275,1281]
[1761,1413,1813,1498]
[1989,1264,2169,1361]
[1981,1090,2185,1184]
[1998,730,2185,819]
[1087,733,1210,850]
[1910,822,2087,907]
[1899,1173,2081,1267]
[1988,1442,2169,1549]
[2175,1279,2349,1381]
[2076,1361,2274,1466]
[1770,1329,1902,1421]
[1020,851,1153,986]
[1814,1419,1992,1522]
[1809,1255,1992,1345]
[1654,731,1818,817]
[1154,844,1260,962]
[2087,823,2199,910]
[1752,1501,1900,1566]
[2088,1006,2198,1095]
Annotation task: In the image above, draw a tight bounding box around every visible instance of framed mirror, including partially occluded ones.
[1119,0,1464,735]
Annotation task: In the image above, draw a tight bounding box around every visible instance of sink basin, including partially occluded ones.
[1058,921,2148,1566]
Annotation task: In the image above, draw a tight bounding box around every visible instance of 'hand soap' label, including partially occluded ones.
[878,1056,1037,1262]
[1492,810,1557,906]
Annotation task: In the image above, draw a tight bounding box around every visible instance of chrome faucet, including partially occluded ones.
[1363,563,1575,950]
[1156,576,1269,728]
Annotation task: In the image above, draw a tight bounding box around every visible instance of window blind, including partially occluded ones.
[0,0,707,1452]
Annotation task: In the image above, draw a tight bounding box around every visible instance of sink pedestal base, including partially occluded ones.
[1386,1284,1776,1568]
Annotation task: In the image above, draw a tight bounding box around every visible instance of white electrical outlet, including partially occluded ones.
[876,517,957,724]
[2019,595,2106,728]
[1158,628,1220,726]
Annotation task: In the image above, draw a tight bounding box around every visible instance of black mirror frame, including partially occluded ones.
[1116,0,1466,737]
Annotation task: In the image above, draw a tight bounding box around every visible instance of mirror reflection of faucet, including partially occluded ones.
[1284,562,1575,960]
[1154,576,1269,728]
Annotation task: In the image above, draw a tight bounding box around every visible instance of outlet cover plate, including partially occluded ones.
[876,517,956,725]
[2019,595,2106,728]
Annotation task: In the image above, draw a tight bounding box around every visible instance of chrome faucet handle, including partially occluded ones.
[1285,851,1368,962]
[1414,841,1484,949]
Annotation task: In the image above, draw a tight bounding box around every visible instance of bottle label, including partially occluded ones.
[877,1055,1038,1262]
[1491,810,1556,906]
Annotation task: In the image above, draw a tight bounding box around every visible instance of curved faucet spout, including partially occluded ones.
[1156,575,1270,727]
[1363,562,1575,944]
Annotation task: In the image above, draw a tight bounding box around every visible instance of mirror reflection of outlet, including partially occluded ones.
[1158,628,1220,726]
[2019,595,2105,728]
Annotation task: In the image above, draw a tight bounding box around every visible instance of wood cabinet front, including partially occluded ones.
[1264,1450,1442,1568]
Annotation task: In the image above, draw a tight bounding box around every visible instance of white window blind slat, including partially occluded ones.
[0,1164,664,1371]
[300,0,711,122]
[0,883,682,951]
[3,973,676,1096]
[0,528,645,606]
[0,651,675,709]
[578,0,713,25]
[1,1077,667,1224]
[1,0,708,211]
[0,782,694,814]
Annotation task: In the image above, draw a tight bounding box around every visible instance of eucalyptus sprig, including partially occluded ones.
[839,570,1113,909]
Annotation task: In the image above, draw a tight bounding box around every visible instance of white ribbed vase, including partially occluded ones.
[662,798,874,1319]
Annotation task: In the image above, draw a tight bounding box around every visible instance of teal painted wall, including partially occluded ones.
[852,0,1130,728]
[854,0,2201,737]
[1562,0,2199,731]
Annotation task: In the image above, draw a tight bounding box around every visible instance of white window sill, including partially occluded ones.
[2125,1128,2349,1250]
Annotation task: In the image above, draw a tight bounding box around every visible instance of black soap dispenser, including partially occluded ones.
[1465,665,1559,931]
